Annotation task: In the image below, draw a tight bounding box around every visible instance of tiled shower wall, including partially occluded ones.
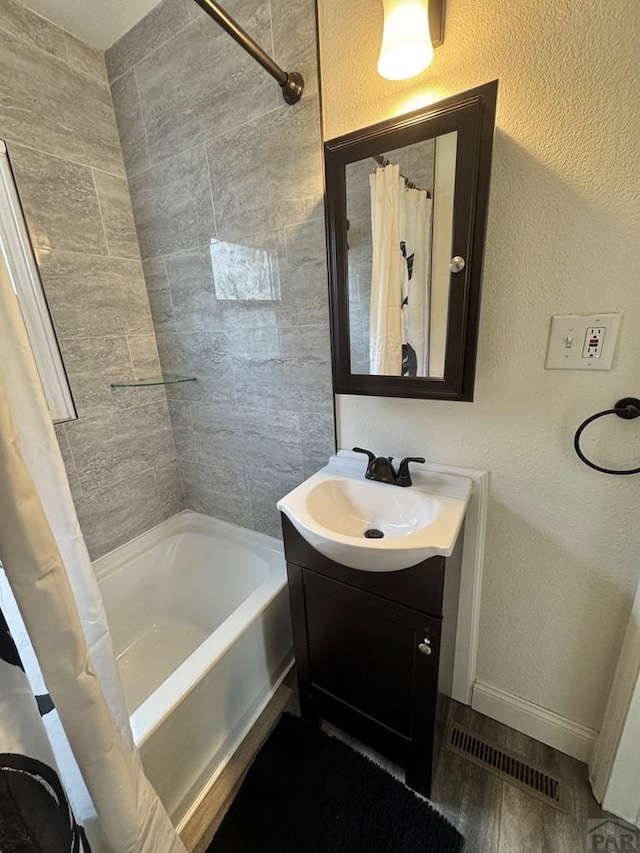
[107,0,335,537]
[0,0,180,558]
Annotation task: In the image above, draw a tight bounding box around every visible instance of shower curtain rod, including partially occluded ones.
[192,0,304,105]
[372,155,431,198]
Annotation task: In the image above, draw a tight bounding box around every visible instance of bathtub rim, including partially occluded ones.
[93,509,284,584]
[93,510,288,746]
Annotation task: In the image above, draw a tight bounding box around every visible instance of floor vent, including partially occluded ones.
[446,723,567,811]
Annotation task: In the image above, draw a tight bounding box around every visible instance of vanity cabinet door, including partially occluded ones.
[288,563,441,794]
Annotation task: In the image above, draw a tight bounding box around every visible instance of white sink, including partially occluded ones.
[277,452,472,572]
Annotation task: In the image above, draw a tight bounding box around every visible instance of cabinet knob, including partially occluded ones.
[418,638,432,656]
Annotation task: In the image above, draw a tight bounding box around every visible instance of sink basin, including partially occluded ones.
[277,455,472,572]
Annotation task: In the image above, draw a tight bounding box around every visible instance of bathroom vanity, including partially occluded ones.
[278,452,472,797]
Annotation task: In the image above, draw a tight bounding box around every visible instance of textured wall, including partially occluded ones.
[106,0,334,538]
[318,0,640,731]
[0,0,180,558]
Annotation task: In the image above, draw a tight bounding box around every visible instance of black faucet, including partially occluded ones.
[353,448,426,488]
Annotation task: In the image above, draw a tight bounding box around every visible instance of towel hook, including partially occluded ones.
[573,397,640,475]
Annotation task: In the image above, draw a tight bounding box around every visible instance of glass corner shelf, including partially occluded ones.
[110,375,197,389]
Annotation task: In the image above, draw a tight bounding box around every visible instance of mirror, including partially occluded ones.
[325,81,498,401]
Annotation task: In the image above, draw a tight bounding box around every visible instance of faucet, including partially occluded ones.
[353,448,426,488]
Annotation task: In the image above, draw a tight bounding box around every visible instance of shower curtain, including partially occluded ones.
[369,164,432,376]
[0,258,186,852]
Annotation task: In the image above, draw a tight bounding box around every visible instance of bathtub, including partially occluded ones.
[93,510,293,828]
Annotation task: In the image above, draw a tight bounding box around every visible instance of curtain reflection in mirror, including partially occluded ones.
[369,164,432,376]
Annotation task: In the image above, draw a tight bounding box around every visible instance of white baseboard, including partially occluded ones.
[471,681,598,763]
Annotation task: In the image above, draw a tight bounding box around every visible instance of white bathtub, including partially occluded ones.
[93,510,293,827]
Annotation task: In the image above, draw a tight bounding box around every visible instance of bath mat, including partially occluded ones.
[207,712,463,853]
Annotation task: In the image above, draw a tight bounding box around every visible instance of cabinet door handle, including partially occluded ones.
[418,638,432,656]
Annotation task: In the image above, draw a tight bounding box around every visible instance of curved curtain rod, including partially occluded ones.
[192,0,304,105]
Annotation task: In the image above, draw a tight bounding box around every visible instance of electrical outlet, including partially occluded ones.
[545,314,621,370]
[583,327,605,359]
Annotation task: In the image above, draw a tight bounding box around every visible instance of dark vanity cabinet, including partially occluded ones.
[282,515,449,797]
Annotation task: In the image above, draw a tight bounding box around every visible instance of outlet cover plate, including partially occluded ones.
[545,313,621,370]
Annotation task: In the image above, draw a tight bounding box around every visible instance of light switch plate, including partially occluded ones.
[545,313,621,370]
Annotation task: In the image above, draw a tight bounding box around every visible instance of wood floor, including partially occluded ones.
[181,676,624,853]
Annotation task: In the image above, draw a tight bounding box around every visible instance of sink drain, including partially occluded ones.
[364,528,385,539]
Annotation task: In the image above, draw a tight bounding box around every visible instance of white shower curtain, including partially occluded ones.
[401,187,432,377]
[0,257,186,852]
[369,164,432,376]
[370,164,403,375]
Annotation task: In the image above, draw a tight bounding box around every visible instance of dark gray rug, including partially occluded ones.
[207,712,463,852]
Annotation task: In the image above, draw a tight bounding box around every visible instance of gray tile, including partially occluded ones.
[54,423,84,502]
[229,323,332,414]
[93,170,139,259]
[58,335,140,417]
[142,257,169,292]
[106,0,191,82]
[0,32,124,176]
[348,298,371,374]
[188,404,303,478]
[270,0,319,95]
[127,332,164,377]
[249,468,303,538]
[299,412,335,477]
[208,93,323,241]
[148,289,177,333]
[71,401,175,493]
[64,32,108,83]
[134,6,276,166]
[129,144,215,258]
[168,401,198,462]
[165,245,220,332]
[189,403,251,466]
[10,146,107,255]
[126,333,168,405]
[154,459,185,517]
[228,325,290,411]
[155,331,234,404]
[38,251,153,340]
[241,408,303,480]
[208,227,285,302]
[166,237,288,333]
[0,0,67,61]
[282,218,329,327]
[110,70,151,176]
[77,471,165,559]
[183,0,204,22]
[182,459,252,528]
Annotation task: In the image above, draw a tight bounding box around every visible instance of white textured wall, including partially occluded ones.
[317,0,640,731]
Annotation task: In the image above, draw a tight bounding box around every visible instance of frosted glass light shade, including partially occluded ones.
[377,0,434,81]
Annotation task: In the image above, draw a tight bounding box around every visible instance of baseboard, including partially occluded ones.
[471,681,597,763]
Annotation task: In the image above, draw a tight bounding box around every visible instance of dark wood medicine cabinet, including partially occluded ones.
[324,80,498,401]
